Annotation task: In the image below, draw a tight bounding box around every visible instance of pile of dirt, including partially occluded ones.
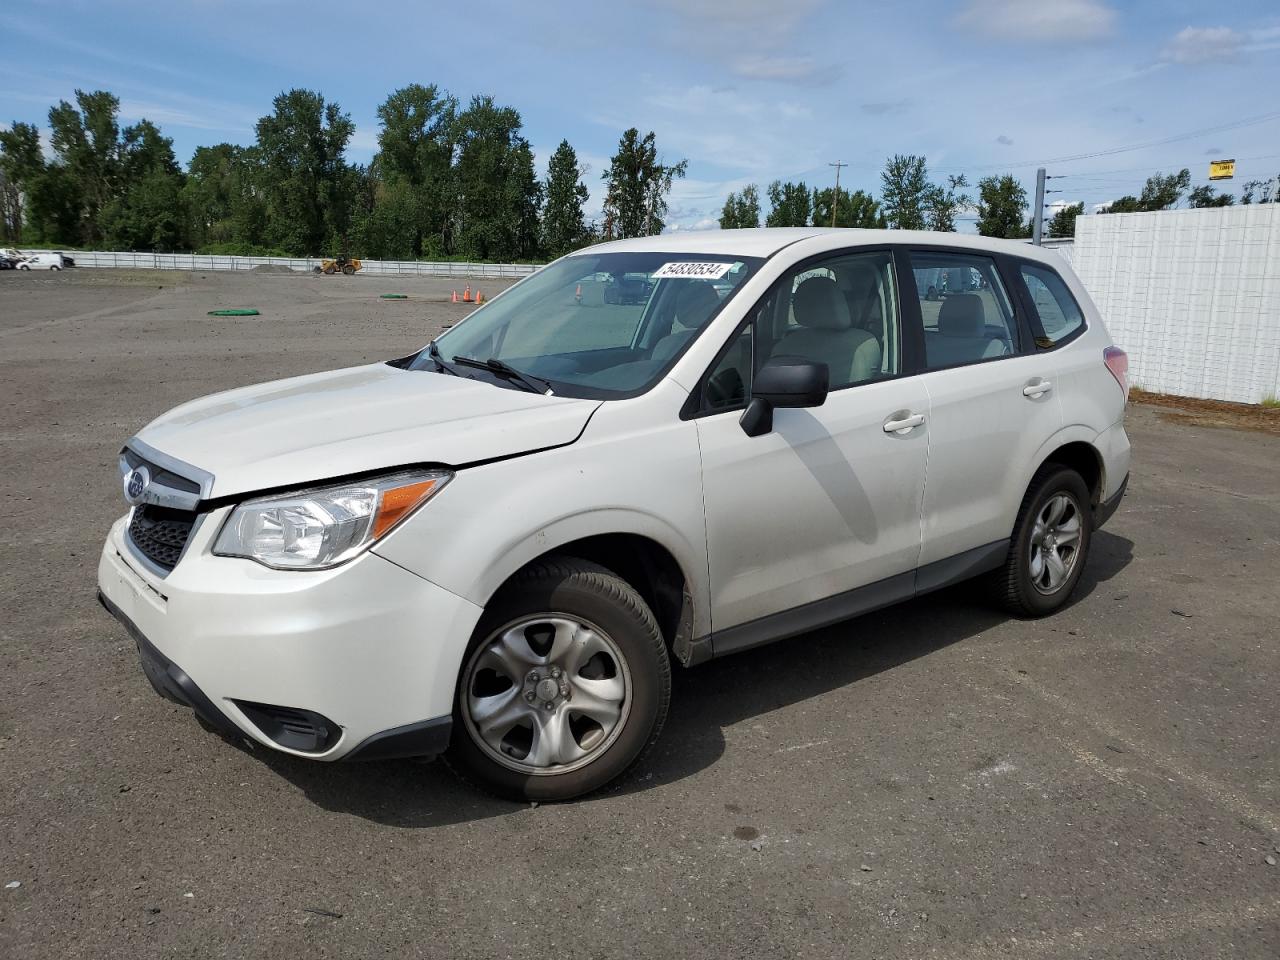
[250,263,299,274]
[1131,388,1280,436]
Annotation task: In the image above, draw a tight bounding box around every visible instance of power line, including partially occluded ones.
[942,110,1280,174]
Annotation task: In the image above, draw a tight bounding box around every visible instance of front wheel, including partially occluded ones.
[51,264,61,271]
[993,466,1093,617]
[445,558,670,801]
[18,264,28,271]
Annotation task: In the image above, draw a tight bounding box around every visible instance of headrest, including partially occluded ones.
[792,276,852,330]
[672,281,720,331]
[938,294,986,337]
[839,262,879,301]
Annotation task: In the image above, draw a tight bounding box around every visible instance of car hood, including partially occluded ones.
[133,363,601,499]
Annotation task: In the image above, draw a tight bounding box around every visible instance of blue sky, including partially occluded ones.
[3,0,1279,231]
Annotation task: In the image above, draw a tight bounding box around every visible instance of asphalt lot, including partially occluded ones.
[1,269,1277,959]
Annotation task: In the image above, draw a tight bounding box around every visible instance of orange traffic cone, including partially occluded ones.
[451,290,459,303]
[574,283,582,303]
[476,290,485,304]
[462,284,473,302]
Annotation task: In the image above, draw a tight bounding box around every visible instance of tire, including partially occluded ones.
[322,264,336,275]
[18,264,28,271]
[51,264,61,271]
[993,466,1093,617]
[341,264,355,275]
[445,557,671,801]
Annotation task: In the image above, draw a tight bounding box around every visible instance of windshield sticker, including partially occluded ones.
[652,261,734,280]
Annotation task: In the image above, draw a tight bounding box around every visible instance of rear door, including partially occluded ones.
[694,248,930,637]
[905,248,1062,567]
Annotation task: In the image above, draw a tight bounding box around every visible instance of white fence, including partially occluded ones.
[1072,205,1280,404]
[25,249,539,279]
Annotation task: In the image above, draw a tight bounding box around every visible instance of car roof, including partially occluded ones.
[578,227,1066,267]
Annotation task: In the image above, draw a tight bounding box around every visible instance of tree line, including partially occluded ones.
[0,86,689,261]
[3,86,1274,259]
[723,156,1272,240]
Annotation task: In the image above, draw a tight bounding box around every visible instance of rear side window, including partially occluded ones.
[909,252,1018,370]
[1020,263,1084,348]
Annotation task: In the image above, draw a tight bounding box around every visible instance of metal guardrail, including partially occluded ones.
[19,250,540,278]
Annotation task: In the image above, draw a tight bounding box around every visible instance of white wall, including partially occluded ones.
[1071,205,1280,404]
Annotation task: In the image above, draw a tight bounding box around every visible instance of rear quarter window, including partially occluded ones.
[1020,263,1085,348]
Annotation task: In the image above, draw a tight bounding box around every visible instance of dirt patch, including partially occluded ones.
[1130,388,1280,436]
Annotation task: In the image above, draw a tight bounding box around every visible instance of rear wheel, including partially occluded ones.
[322,264,336,275]
[51,264,61,271]
[445,558,670,801]
[993,466,1092,617]
[341,264,355,275]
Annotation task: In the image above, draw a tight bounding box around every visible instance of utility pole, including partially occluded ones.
[828,161,847,228]
[1032,167,1046,245]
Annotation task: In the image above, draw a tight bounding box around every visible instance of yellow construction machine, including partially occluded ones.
[316,254,361,275]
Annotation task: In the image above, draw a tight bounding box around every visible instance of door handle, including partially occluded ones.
[883,412,925,434]
[1023,379,1053,398]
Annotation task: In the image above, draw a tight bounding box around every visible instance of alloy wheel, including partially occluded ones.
[461,614,631,776]
[1028,493,1083,594]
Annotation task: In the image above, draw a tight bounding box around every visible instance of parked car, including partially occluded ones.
[17,253,65,270]
[0,255,17,270]
[97,228,1130,800]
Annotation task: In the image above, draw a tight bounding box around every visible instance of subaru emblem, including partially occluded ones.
[124,465,151,505]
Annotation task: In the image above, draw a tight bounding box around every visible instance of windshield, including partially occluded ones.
[406,251,763,398]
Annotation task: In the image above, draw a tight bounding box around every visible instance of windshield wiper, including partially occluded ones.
[426,340,462,376]
[449,355,554,395]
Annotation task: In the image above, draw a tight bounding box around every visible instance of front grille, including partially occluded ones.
[128,504,196,571]
[123,448,201,495]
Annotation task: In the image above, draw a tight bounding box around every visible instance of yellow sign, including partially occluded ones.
[1209,159,1236,180]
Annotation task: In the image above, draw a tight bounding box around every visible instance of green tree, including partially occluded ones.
[719,184,761,229]
[975,175,1030,238]
[183,143,266,250]
[452,96,542,261]
[811,187,884,228]
[254,89,355,255]
[373,84,457,257]
[880,154,930,229]
[1187,185,1234,208]
[601,128,687,238]
[101,120,186,250]
[1047,202,1084,238]
[1102,168,1192,214]
[765,180,811,227]
[0,121,44,242]
[925,174,969,232]
[541,139,590,258]
[46,89,126,245]
[1240,177,1276,204]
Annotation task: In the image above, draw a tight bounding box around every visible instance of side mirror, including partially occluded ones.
[739,357,829,437]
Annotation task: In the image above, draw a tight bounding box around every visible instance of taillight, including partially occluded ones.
[1104,346,1129,400]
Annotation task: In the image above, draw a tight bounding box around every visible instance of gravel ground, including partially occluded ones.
[1,269,1277,959]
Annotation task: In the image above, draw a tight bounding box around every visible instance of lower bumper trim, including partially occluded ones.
[343,716,453,762]
[97,590,241,740]
[1095,473,1129,528]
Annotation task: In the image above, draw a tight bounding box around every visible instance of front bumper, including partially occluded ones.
[97,513,482,760]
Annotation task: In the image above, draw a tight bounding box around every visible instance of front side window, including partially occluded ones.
[756,250,901,391]
[1020,262,1085,347]
[408,252,762,399]
[910,252,1018,370]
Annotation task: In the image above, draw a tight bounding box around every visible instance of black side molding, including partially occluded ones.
[693,539,1010,664]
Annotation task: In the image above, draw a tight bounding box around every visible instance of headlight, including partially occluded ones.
[213,469,451,570]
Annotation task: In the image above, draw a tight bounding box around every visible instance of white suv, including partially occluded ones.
[97,229,1130,800]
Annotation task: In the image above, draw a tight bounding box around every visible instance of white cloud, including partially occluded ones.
[956,0,1117,42]
[666,217,719,233]
[347,126,380,154]
[995,134,1014,146]
[732,55,841,85]
[1162,26,1246,64]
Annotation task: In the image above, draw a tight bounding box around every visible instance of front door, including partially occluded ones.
[695,248,929,638]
